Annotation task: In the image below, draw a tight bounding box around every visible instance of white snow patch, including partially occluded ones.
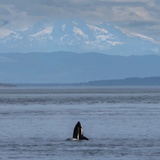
[129,32,155,41]
[12,33,23,40]
[62,24,66,31]
[119,27,160,44]
[30,27,53,38]
[87,24,108,34]
[0,28,15,38]
[107,40,123,46]
[73,26,88,39]
[131,33,160,44]
[60,34,69,41]
[96,35,110,41]
[73,21,78,26]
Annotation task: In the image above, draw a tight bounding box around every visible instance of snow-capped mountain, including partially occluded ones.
[0,19,160,55]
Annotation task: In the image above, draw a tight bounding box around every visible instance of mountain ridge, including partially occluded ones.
[0,52,160,83]
[0,19,160,55]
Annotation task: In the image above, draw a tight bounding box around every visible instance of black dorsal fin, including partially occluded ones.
[72,121,89,140]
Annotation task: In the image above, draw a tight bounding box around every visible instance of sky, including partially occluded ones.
[0,0,160,40]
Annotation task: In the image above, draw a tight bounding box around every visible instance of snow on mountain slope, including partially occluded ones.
[73,26,88,39]
[0,19,160,55]
[0,28,15,38]
[30,27,53,38]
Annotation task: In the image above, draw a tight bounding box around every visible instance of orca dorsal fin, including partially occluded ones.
[72,121,89,140]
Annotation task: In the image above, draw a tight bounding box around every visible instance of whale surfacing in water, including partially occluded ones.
[72,121,89,140]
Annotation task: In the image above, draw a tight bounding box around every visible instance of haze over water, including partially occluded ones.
[0,87,160,160]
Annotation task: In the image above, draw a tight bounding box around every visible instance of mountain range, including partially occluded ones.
[0,52,160,83]
[1,19,160,84]
[0,19,160,55]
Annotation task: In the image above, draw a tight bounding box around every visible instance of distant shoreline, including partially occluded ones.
[2,76,160,87]
[0,83,16,87]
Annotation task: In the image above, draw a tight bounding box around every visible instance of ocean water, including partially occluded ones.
[0,87,160,160]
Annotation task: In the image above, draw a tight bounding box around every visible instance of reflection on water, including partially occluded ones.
[0,87,160,160]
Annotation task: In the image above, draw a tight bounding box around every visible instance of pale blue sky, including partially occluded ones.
[0,0,160,39]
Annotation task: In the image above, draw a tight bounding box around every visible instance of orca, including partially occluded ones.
[72,121,89,140]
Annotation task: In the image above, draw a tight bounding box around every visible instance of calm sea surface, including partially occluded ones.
[0,87,160,160]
